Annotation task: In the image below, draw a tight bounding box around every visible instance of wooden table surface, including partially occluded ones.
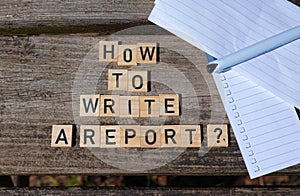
[1,0,300,177]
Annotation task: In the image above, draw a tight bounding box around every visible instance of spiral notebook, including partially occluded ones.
[149,0,300,178]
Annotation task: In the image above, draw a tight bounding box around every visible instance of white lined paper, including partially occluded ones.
[149,0,300,178]
[149,0,300,108]
[213,70,300,179]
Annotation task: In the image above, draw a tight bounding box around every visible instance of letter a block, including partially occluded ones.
[99,41,119,62]
[137,43,157,64]
[51,125,73,147]
[118,45,137,66]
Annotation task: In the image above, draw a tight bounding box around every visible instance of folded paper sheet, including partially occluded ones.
[149,0,300,179]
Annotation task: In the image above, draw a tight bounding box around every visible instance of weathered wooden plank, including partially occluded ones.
[0,187,300,195]
[0,0,155,34]
[0,31,300,176]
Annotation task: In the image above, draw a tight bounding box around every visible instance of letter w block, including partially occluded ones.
[80,95,100,116]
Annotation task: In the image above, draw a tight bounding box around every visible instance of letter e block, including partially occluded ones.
[159,94,180,116]
[80,95,100,117]
[80,125,100,147]
[119,96,140,117]
[120,125,141,148]
[141,126,161,148]
[108,69,128,91]
[118,45,137,66]
[100,95,120,117]
[99,41,119,62]
[51,125,73,147]
[137,43,157,64]
[180,125,202,147]
[128,71,148,92]
[100,126,121,148]
[161,125,181,148]
[207,124,228,147]
[140,96,160,117]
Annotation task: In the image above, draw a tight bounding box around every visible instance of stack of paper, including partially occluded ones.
[149,0,300,179]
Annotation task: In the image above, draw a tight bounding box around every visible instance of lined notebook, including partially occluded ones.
[149,0,300,178]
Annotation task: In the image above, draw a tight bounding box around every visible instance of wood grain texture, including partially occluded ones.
[1,32,300,176]
[0,187,300,195]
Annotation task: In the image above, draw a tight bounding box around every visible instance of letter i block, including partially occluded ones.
[180,125,202,147]
[128,71,148,92]
[100,126,121,148]
[108,69,128,91]
[118,45,137,66]
[159,94,180,116]
[80,95,100,117]
[80,125,100,148]
[51,125,73,147]
[120,125,141,148]
[207,124,228,147]
[100,95,120,117]
[161,125,181,148]
[99,41,119,62]
[140,96,160,117]
[119,96,140,117]
[140,126,161,148]
[137,43,158,64]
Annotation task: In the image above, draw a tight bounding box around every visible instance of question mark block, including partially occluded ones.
[207,124,228,147]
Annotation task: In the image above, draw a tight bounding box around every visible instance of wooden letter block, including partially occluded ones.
[100,126,121,148]
[51,125,73,147]
[119,96,140,117]
[140,96,160,117]
[137,43,157,64]
[141,126,161,148]
[100,95,120,117]
[80,95,100,117]
[207,124,228,147]
[108,69,128,91]
[99,41,119,62]
[161,125,181,148]
[128,71,148,92]
[180,125,202,147]
[159,94,180,116]
[118,45,137,66]
[120,125,141,148]
[80,125,100,148]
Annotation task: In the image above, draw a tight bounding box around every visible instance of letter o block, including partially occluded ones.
[141,126,161,148]
[128,71,148,92]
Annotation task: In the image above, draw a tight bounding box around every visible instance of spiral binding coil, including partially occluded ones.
[221,75,260,173]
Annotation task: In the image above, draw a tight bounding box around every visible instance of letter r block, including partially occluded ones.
[161,125,181,148]
[100,95,120,117]
[99,41,119,62]
[80,125,100,148]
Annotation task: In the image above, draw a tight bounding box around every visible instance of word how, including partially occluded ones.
[80,94,180,117]
[99,41,158,66]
